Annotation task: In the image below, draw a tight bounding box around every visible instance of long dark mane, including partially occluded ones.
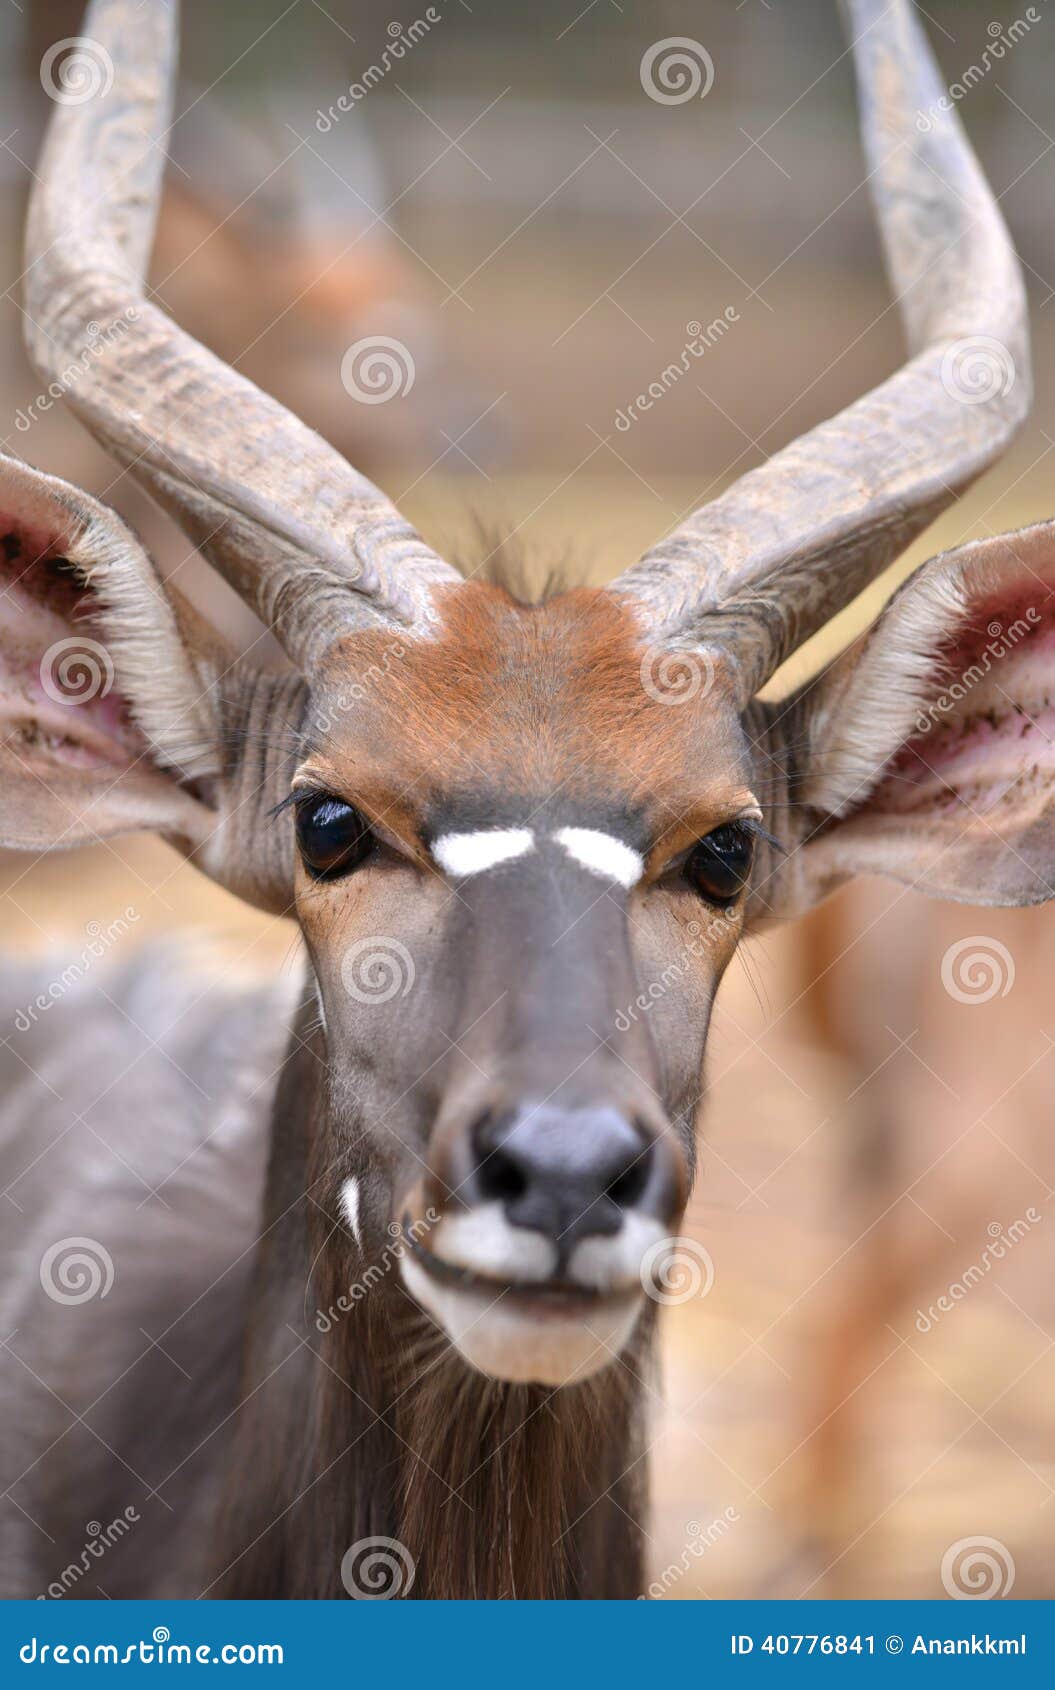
[210,992,653,1601]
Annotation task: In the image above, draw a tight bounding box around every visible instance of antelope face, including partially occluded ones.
[295,584,758,1385]
[8,0,1052,1402]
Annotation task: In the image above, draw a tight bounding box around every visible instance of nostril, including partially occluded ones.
[470,1111,529,1205]
[605,1138,653,1210]
[456,1105,674,1247]
[478,1149,529,1204]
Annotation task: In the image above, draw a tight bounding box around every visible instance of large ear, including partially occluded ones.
[762,521,1055,914]
[0,454,301,912]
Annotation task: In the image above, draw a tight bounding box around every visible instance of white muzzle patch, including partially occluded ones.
[400,1204,658,1387]
[401,1256,643,1387]
[427,1203,558,1281]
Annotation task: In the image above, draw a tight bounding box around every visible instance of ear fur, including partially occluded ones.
[0,453,301,911]
[763,521,1055,913]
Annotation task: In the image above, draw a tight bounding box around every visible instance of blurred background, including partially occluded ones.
[2,0,1054,1598]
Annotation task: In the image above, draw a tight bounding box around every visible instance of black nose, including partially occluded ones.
[465,1104,674,1249]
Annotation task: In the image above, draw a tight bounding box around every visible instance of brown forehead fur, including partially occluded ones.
[309,583,753,851]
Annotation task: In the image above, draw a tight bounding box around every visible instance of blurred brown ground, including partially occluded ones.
[3,0,1055,1598]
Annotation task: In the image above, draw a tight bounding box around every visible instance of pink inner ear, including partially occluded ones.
[874,582,1055,818]
[0,515,145,771]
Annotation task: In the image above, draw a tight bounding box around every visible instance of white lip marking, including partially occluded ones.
[433,828,535,878]
[431,1203,558,1282]
[553,827,644,889]
[569,1214,667,1292]
[340,1177,363,1249]
[401,1256,642,1387]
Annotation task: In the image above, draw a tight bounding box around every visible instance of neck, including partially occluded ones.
[211,991,651,1600]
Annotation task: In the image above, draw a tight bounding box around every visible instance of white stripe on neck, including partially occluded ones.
[340,1177,363,1249]
[553,827,644,889]
[432,827,535,878]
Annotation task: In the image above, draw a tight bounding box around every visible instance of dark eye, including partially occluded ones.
[295,793,372,881]
[685,824,754,907]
